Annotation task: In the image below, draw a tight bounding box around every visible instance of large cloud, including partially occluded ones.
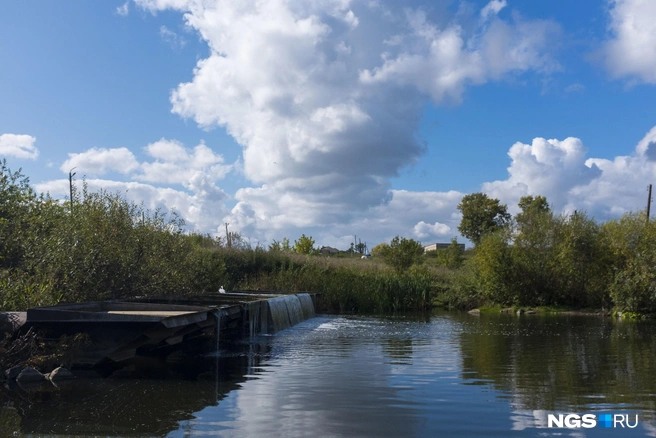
[35,177,229,233]
[602,0,656,83]
[483,128,656,219]
[40,138,230,233]
[483,137,602,213]
[134,0,560,239]
[61,147,139,175]
[0,134,39,160]
[136,138,232,187]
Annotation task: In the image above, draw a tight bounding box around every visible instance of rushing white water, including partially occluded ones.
[264,294,316,334]
[297,293,316,320]
[267,296,292,333]
[284,295,304,327]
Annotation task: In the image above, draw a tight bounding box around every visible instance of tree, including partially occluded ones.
[294,234,315,254]
[384,236,424,273]
[516,195,550,231]
[457,193,510,246]
[436,237,464,269]
[371,242,390,258]
[269,237,292,252]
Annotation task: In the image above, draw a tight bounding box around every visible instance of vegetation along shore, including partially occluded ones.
[1,159,655,318]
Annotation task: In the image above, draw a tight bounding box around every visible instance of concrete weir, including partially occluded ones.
[21,292,317,369]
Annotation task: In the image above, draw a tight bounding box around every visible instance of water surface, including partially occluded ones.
[2,311,656,437]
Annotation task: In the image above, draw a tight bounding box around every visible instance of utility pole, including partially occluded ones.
[68,168,76,215]
[648,184,653,223]
[225,222,231,248]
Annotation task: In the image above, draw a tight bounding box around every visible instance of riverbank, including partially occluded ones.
[2,161,656,321]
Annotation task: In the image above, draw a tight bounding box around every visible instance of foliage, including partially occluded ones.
[3,160,656,317]
[240,257,434,313]
[604,213,656,313]
[293,234,316,254]
[269,237,292,253]
[383,236,424,273]
[425,238,465,269]
[471,200,612,308]
[457,193,511,246]
[371,242,390,258]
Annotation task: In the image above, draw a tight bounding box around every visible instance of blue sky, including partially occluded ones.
[2,0,656,249]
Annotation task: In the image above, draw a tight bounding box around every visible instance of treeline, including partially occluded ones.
[0,161,430,313]
[2,159,654,315]
[449,193,656,314]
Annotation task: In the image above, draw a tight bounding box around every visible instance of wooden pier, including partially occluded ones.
[16,291,317,369]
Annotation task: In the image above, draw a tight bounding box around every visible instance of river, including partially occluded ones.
[2,311,655,437]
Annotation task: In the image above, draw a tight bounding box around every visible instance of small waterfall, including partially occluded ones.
[267,296,292,332]
[296,293,316,320]
[266,294,316,333]
[247,300,269,337]
[285,295,304,326]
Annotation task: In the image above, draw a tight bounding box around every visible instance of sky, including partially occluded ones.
[1,0,656,250]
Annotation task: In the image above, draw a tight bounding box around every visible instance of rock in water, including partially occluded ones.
[5,366,23,380]
[16,367,46,383]
[49,367,75,382]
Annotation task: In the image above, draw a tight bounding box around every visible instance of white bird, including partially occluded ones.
[219,286,226,294]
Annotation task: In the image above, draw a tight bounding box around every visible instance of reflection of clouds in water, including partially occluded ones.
[510,409,587,437]
[227,317,425,437]
[510,409,549,430]
[640,420,656,437]
[511,409,656,437]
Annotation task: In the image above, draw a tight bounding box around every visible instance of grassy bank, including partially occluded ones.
[0,161,434,314]
[2,160,656,317]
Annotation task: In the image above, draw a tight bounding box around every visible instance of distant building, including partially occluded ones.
[319,246,340,255]
[424,242,465,253]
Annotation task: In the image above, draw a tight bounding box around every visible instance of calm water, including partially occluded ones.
[3,311,656,437]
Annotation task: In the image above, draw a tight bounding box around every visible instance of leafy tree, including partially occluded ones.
[435,238,465,269]
[355,242,366,254]
[549,211,609,307]
[516,195,550,233]
[601,213,656,312]
[457,193,510,246]
[371,242,390,258]
[269,237,292,253]
[384,236,424,273]
[473,229,515,304]
[268,239,282,252]
[294,234,315,254]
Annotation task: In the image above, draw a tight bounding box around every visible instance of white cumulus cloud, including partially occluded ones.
[413,221,452,240]
[133,0,560,242]
[42,138,231,234]
[60,147,139,175]
[483,129,656,219]
[0,134,39,160]
[136,138,232,189]
[602,0,656,83]
[36,177,228,233]
[483,137,602,213]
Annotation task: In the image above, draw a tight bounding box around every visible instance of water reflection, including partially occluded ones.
[458,313,656,415]
[3,312,656,436]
